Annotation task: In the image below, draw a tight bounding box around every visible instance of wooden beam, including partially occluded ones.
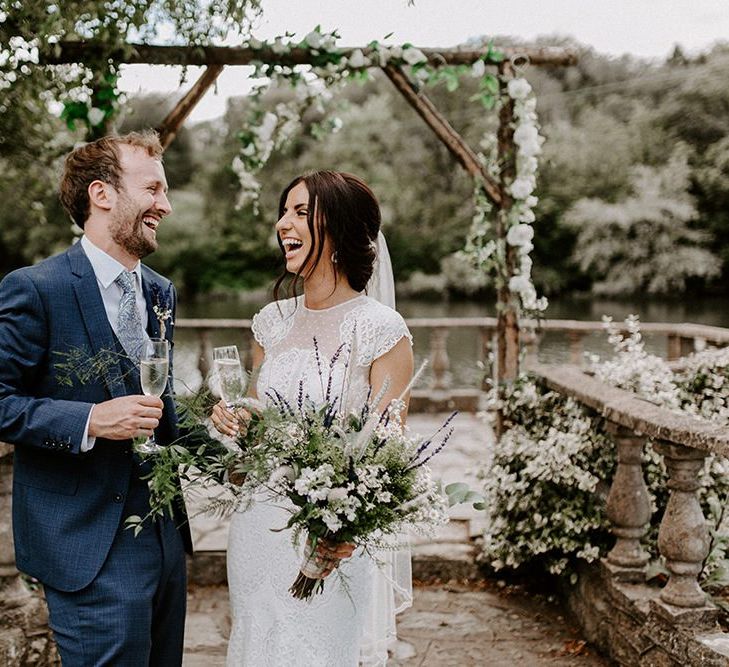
[157,64,224,149]
[382,64,502,207]
[42,41,578,69]
[494,61,520,387]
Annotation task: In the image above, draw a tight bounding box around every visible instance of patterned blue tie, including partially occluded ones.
[115,271,144,362]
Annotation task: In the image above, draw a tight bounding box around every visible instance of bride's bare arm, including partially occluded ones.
[211,340,265,437]
[368,337,415,423]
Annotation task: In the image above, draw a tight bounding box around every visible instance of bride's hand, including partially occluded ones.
[211,400,251,437]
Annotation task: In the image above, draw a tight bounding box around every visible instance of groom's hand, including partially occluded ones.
[88,395,164,440]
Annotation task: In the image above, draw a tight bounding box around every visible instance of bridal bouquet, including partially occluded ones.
[231,386,456,599]
[131,346,478,601]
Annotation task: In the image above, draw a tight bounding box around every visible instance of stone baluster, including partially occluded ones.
[197,328,212,386]
[666,334,695,361]
[653,440,711,609]
[521,328,541,368]
[603,424,651,582]
[429,327,450,391]
[566,330,585,365]
[242,329,254,372]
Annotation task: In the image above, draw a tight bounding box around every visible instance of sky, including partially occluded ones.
[118,0,729,122]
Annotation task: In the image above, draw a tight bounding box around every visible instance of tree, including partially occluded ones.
[564,148,721,295]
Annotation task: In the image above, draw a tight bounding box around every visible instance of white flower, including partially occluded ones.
[271,37,288,54]
[269,466,296,484]
[506,224,534,247]
[509,177,535,200]
[304,31,322,49]
[87,107,105,127]
[321,510,342,533]
[507,78,532,101]
[402,47,427,65]
[348,49,369,68]
[518,208,536,224]
[471,60,486,78]
[327,487,349,502]
[508,274,531,294]
[248,37,262,50]
[377,46,391,67]
[256,112,278,143]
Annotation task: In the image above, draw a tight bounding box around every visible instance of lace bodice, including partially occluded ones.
[252,294,412,413]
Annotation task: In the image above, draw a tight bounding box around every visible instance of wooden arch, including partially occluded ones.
[45,40,576,385]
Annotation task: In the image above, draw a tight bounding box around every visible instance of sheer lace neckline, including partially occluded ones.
[301,293,366,313]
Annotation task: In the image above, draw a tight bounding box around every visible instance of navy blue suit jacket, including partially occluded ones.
[0,241,192,592]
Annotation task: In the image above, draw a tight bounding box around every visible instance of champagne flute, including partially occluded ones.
[136,338,169,455]
[213,345,245,408]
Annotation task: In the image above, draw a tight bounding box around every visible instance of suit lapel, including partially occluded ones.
[141,270,162,340]
[68,243,127,398]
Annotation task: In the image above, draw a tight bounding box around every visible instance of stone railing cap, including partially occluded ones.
[532,363,729,456]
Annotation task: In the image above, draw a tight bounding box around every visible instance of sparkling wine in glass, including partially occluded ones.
[213,345,245,408]
[136,338,169,455]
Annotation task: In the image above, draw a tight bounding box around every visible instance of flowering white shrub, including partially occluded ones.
[480,316,729,584]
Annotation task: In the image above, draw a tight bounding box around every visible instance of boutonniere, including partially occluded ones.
[150,282,174,338]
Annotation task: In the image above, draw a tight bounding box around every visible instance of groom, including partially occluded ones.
[0,131,192,665]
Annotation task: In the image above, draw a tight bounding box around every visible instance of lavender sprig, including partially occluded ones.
[297,379,304,415]
[406,411,458,468]
[405,427,455,471]
[325,342,347,404]
[313,337,325,398]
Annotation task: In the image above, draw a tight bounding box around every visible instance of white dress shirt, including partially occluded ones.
[79,236,150,451]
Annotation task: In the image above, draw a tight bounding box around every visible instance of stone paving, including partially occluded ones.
[183,413,609,666]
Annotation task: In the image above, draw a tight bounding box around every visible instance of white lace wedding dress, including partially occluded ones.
[226,294,412,667]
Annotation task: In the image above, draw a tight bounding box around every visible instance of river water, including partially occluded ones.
[173,293,728,391]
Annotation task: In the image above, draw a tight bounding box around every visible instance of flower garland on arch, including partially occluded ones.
[463,75,547,315]
[228,27,545,316]
[230,27,444,211]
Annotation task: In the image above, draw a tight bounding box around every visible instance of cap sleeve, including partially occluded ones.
[373,309,412,362]
[346,300,412,367]
[251,299,297,351]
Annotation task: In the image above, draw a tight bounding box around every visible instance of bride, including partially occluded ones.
[211,170,415,666]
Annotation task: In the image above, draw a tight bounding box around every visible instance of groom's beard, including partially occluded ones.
[110,193,158,259]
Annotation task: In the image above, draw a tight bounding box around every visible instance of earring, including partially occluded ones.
[331,251,338,264]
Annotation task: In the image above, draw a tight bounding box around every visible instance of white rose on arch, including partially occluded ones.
[506,224,534,247]
[348,49,369,68]
[304,31,323,49]
[508,274,532,294]
[87,107,106,127]
[507,78,532,101]
[509,177,535,200]
[402,46,428,65]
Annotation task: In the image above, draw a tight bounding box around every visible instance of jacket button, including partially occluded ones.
[113,493,124,503]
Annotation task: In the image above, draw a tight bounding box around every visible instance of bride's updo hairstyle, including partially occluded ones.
[273,170,381,300]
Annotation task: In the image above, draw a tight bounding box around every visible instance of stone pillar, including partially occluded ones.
[653,440,711,609]
[567,331,584,365]
[429,327,450,391]
[521,328,541,368]
[603,424,651,582]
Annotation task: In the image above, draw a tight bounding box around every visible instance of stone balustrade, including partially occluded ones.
[533,363,729,665]
[176,317,729,396]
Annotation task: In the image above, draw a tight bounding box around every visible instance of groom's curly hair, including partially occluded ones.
[273,170,381,300]
[59,130,163,228]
